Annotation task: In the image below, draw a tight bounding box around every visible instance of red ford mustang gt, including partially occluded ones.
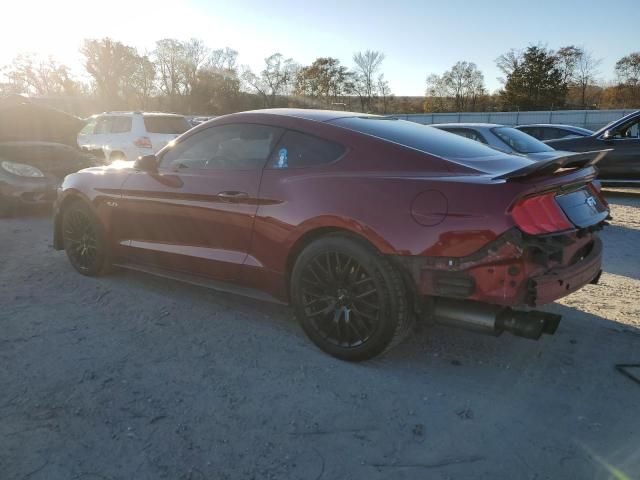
[53,109,609,361]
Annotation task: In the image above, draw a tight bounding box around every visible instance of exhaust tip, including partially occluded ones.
[497,309,562,340]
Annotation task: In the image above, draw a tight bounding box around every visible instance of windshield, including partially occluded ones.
[143,116,190,134]
[492,126,555,153]
[331,117,507,160]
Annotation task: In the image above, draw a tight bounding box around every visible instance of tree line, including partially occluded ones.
[0,37,638,116]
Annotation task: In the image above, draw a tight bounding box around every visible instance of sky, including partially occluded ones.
[1,0,638,95]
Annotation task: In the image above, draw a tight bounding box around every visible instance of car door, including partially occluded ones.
[113,123,283,282]
[599,116,640,180]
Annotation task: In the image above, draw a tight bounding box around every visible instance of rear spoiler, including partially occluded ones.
[493,150,612,181]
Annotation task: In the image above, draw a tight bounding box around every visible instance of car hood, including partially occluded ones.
[0,99,85,146]
[0,141,99,179]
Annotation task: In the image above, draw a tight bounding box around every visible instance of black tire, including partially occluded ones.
[291,234,413,361]
[62,201,111,276]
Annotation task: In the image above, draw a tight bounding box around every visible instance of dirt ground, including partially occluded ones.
[1,191,639,480]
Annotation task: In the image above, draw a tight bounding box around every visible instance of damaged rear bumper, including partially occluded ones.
[395,227,604,309]
[526,237,602,307]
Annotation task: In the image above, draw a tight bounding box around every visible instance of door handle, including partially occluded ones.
[217,191,249,200]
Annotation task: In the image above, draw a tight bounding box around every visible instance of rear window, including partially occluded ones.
[329,117,501,160]
[492,127,555,153]
[143,116,190,134]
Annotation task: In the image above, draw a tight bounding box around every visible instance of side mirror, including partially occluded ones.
[602,130,614,141]
[134,154,158,172]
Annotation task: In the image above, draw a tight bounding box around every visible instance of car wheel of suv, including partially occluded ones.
[291,234,413,361]
[62,201,111,276]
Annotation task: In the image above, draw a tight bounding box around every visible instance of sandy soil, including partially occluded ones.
[1,192,639,480]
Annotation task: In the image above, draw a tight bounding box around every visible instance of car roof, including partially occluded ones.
[97,111,185,117]
[429,123,503,128]
[517,123,591,131]
[231,108,376,123]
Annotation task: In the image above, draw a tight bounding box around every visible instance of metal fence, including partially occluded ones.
[392,109,637,131]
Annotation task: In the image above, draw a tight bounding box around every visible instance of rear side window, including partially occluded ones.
[144,116,190,134]
[266,130,345,169]
[110,116,132,133]
[442,128,488,144]
[330,117,501,160]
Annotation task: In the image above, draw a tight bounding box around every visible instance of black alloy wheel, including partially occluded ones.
[291,234,413,361]
[62,201,110,276]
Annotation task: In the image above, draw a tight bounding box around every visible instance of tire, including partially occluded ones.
[291,234,413,361]
[62,201,111,276]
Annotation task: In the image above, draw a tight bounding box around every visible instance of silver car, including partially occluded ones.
[430,123,571,161]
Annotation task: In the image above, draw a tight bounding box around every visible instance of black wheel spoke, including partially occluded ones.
[300,250,380,348]
[63,208,101,271]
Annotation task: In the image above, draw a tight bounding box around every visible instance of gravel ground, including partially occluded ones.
[1,192,639,480]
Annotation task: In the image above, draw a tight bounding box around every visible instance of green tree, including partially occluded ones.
[294,57,353,107]
[80,38,141,109]
[500,45,567,110]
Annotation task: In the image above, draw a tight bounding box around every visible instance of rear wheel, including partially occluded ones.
[62,201,110,276]
[291,234,413,361]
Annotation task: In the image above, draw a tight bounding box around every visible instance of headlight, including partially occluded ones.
[1,160,45,178]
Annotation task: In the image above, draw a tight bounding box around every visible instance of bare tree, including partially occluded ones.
[2,53,80,96]
[426,61,485,111]
[556,45,582,84]
[181,38,209,96]
[377,74,392,113]
[242,53,297,107]
[574,50,601,106]
[129,54,156,109]
[495,48,521,83]
[154,38,186,100]
[352,50,385,111]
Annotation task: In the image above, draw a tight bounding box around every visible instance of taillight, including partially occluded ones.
[511,192,573,235]
[134,136,152,149]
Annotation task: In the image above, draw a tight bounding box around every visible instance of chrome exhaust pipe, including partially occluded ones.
[432,298,561,340]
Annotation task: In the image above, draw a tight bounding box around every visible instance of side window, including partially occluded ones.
[619,119,640,139]
[266,130,346,169]
[79,118,97,135]
[159,124,283,170]
[110,116,132,134]
[94,117,112,134]
[543,127,570,140]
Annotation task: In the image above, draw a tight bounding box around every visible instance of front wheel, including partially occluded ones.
[62,201,111,276]
[290,234,413,361]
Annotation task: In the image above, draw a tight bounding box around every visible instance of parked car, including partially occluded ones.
[430,123,572,160]
[0,98,99,216]
[545,110,640,186]
[54,109,608,361]
[516,124,594,141]
[77,112,191,162]
[190,116,213,127]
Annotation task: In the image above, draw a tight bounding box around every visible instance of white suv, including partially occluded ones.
[77,112,192,162]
